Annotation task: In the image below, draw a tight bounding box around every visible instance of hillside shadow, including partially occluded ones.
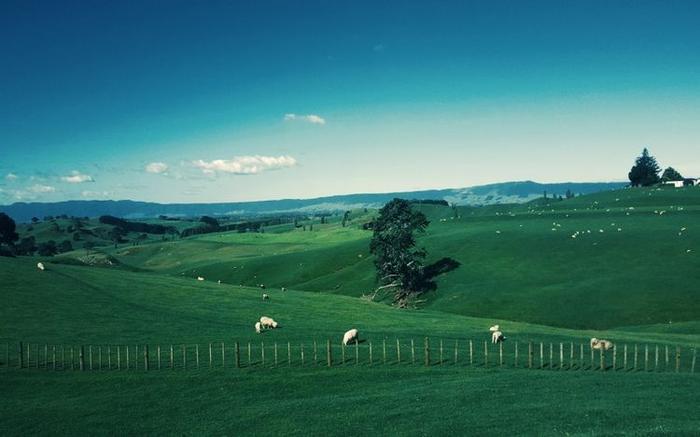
[419,257,461,292]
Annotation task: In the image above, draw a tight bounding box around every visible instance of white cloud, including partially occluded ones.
[5,173,18,181]
[61,170,94,183]
[145,162,169,174]
[284,113,326,125]
[81,190,113,198]
[29,184,56,193]
[193,155,297,175]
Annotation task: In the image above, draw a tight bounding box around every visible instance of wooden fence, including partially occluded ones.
[2,340,697,374]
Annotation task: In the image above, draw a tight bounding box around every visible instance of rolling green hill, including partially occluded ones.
[1,252,699,436]
[88,186,700,331]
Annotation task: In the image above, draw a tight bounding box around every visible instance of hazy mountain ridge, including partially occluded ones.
[1,181,626,222]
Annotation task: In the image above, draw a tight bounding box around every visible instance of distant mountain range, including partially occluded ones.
[1,180,627,222]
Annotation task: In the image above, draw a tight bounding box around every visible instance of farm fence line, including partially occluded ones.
[2,339,697,374]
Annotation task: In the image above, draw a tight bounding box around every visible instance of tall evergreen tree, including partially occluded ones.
[369,198,429,306]
[661,167,684,182]
[628,148,661,187]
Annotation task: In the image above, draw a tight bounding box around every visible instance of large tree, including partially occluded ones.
[628,148,661,187]
[0,213,19,255]
[661,167,684,182]
[369,198,429,306]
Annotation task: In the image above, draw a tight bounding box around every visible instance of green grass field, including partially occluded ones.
[2,186,700,435]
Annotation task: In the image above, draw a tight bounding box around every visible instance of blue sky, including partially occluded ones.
[1,0,699,204]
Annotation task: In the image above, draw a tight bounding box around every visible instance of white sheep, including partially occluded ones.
[197,276,204,281]
[255,322,262,334]
[590,338,614,351]
[489,325,500,332]
[343,328,359,345]
[262,293,270,300]
[260,316,278,329]
[491,330,505,344]
[36,262,45,271]
[281,287,287,292]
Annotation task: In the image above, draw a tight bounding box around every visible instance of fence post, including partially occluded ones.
[117,346,121,370]
[301,343,305,366]
[71,346,75,371]
[589,345,593,371]
[274,343,278,367]
[559,342,564,370]
[209,343,212,368]
[499,342,503,367]
[634,345,638,371]
[145,344,149,371]
[600,348,604,371]
[540,342,544,369]
[454,340,458,365]
[397,339,401,364]
[18,342,23,369]
[440,340,444,366]
[528,342,533,369]
[107,345,111,370]
[235,342,241,368]
[195,344,199,369]
[665,345,669,370]
[612,346,617,371]
[313,341,317,365]
[484,341,488,367]
[514,342,518,367]
[691,349,696,374]
[579,344,584,370]
[644,345,649,372]
[469,340,473,366]
[675,346,681,373]
[79,345,85,371]
[44,344,48,370]
[89,345,93,370]
[369,341,373,366]
[424,337,430,367]
[549,343,553,369]
[326,339,332,367]
[183,345,187,370]
[52,345,56,371]
[157,345,161,370]
[570,342,574,369]
[411,339,415,365]
[655,345,659,371]
[383,339,387,365]
[261,342,265,367]
[170,345,174,369]
[248,342,251,367]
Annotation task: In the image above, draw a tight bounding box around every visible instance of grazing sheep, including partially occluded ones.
[491,330,505,344]
[255,322,262,334]
[260,316,278,329]
[262,293,270,300]
[36,262,45,271]
[197,276,204,281]
[259,284,266,289]
[343,329,359,345]
[590,338,614,351]
[281,287,287,292]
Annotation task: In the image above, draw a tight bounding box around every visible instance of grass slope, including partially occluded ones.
[1,255,699,436]
[94,186,700,330]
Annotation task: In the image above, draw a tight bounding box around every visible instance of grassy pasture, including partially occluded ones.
[97,187,700,330]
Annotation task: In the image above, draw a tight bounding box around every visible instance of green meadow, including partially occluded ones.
[2,186,700,435]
